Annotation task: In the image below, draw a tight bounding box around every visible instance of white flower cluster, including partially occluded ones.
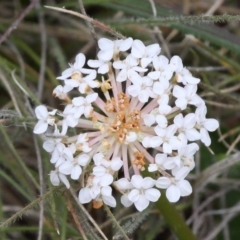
[33,37,219,211]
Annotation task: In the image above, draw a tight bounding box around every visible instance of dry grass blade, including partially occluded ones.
[194,152,240,190]
[44,6,125,39]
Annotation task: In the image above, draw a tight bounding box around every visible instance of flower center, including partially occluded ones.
[103,93,142,144]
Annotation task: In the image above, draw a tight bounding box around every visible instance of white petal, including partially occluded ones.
[145,188,161,202]
[200,128,211,146]
[177,180,192,196]
[142,177,155,189]
[204,119,219,132]
[111,157,123,171]
[156,115,167,128]
[116,69,127,82]
[131,40,145,58]
[98,49,113,61]
[33,121,48,134]
[71,165,82,180]
[78,154,90,166]
[98,38,114,50]
[156,177,171,189]
[173,85,186,98]
[87,59,102,68]
[75,53,86,69]
[98,63,109,74]
[101,186,112,196]
[102,195,116,207]
[59,173,70,189]
[155,153,167,165]
[128,189,140,202]
[125,131,137,143]
[93,166,106,177]
[121,194,133,207]
[148,164,158,172]
[119,37,133,51]
[162,142,172,154]
[65,115,78,127]
[79,188,92,203]
[59,161,74,175]
[50,171,60,186]
[166,185,180,202]
[134,195,149,211]
[101,174,113,186]
[146,44,161,57]
[143,114,155,127]
[43,139,55,152]
[127,85,141,97]
[141,58,152,68]
[86,93,98,103]
[185,129,200,141]
[175,98,188,110]
[150,136,163,148]
[174,166,190,180]
[72,97,84,106]
[138,90,149,103]
[35,105,48,120]
[131,175,143,189]
[114,178,132,190]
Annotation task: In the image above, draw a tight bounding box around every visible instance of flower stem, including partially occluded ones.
[155,192,198,240]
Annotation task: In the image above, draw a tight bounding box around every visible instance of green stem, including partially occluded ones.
[156,192,198,240]
[103,204,130,240]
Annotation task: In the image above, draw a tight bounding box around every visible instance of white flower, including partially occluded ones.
[148,153,178,172]
[173,84,203,110]
[195,105,219,146]
[58,153,90,180]
[34,105,57,134]
[149,125,180,153]
[79,177,101,203]
[171,143,199,172]
[127,73,156,103]
[98,37,133,61]
[169,56,200,85]
[75,133,92,153]
[131,40,161,68]
[53,85,68,100]
[63,93,98,127]
[92,155,123,186]
[174,113,200,141]
[128,175,160,211]
[148,55,173,81]
[57,53,98,93]
[156,167,192,202]
[113,55,147,82]
[99,185,116,207]
[50,170,70,188]
[79,177,116,207]
[88,54,110,74]
[114,178,133,207]
[152,79,171,97]
[50,143,74,167]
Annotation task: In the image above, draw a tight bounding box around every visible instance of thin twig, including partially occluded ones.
[148,0,171,58]
[69,188,108,240]
[0,70,26,129]
[103,204,130,240]
[203,202,240,240]
[65,194,88,240]
[36,2,47,101]
[33,135,45,240]
[78,0,98,46]
[44,6,125,39]
[0,0,39,45]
